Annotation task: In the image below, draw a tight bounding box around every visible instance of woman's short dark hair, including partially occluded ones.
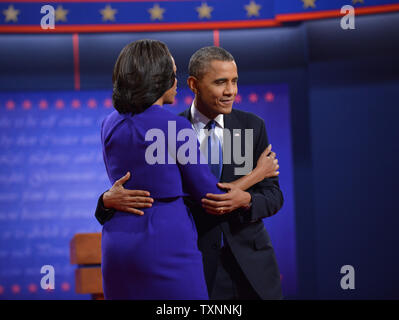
[112,39,175,114]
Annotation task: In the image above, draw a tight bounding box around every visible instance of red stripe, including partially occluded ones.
[276,3,399,22]
[276,10,339,21]
[213,30,220,47]
[72,33,80,91]
[0,19,281,33]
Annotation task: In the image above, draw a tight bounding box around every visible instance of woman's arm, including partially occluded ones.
[201,144,279,215]
[228,144,279,191]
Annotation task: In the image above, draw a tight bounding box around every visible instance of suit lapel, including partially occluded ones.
[182,108,241,182]
[221,111,242,182]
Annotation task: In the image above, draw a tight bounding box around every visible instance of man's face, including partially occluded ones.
[195,60,238,119]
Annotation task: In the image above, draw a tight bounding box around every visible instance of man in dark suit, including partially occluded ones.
[95,46,283,299]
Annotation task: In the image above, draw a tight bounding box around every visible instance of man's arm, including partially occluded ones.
[244,119,283,222]
[201,118,283,219]
[94,172,154,225]
[200,144,279,215]
[95,192,116,225]
[226,144,279,191]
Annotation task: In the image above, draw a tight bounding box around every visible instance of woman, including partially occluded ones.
[101,40,276,299]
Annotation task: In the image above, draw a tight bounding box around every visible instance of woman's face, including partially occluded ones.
[163,56,178,105]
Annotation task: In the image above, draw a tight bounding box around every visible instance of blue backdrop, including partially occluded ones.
[0,84,296,299]
[1,9,399,300]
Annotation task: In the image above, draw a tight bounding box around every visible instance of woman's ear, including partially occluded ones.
[187,76,198,95]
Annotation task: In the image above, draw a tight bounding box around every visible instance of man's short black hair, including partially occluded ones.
[112,39,175,115]
[188,46,235,79]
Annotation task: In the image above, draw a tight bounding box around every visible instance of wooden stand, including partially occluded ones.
[70,233,104,300]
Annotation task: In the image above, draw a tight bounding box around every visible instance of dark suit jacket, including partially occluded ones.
[180,107,283,300]
[95,107,284,299]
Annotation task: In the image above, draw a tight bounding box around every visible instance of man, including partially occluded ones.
[95,46,283,299]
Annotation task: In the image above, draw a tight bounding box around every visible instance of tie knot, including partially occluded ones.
[205,120,216,130]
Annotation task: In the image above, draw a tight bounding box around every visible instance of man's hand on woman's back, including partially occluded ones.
[103,172,154,216]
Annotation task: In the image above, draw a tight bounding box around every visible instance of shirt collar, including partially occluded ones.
[190,100,224,129]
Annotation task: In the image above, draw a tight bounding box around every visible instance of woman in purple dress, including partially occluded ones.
[101,40,275,299]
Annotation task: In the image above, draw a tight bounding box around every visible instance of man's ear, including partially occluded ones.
[187,76,198,95]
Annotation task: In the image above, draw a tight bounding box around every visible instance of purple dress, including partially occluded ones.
[100,105,222,300]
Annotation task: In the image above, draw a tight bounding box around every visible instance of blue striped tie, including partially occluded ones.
[205,120,224,248]
[205,120,223,179]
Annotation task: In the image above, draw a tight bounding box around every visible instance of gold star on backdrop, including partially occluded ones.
[302,0,317,9]
[148,4,165,21]
[196,2,213,19]
[55,5,68,22]
[100,5,117,22]
[3,5,20,23]
[244,1,261,17]
[352,0,364,4]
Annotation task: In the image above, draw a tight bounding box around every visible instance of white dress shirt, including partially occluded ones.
[190,101,224,159]
[190,101,227,247]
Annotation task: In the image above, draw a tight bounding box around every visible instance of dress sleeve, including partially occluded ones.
[174,116,224,204]
[94,192,115,225]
